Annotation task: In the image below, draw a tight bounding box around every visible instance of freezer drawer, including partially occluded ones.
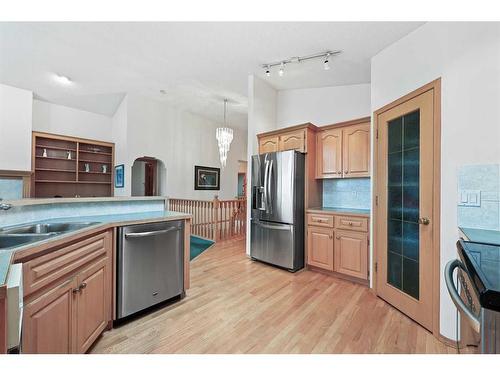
[250,219,303,271]
[117,221,184,319]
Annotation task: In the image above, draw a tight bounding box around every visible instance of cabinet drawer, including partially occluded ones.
[23,231,111,297]
[307,214,334,228]
[334,216,368,232]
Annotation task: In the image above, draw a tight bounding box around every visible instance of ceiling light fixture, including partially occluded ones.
[216,99,234,168]
[54,74,73,86]
[278,62,285,77]
[261,50,340,77]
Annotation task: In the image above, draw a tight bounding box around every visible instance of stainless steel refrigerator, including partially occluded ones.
[250,150,305,272]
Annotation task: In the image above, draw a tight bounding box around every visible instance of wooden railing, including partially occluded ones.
[168,196,247,242]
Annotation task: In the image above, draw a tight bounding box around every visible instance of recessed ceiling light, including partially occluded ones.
[54,74,73,86]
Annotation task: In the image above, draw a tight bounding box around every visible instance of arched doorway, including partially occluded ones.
[131,157,166,196]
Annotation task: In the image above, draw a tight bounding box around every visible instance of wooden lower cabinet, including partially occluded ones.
[23,278,77,354]
[76,258,110,353]
[334,230,368,280]
[307,226,334,271]
[22,230,112,354]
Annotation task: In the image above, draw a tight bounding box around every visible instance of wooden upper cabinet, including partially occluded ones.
[316,128,342,178]
[315,118,371,179]
[334,230,368,280]
[343,123,371,178]
[259,135,280,154]
[279,129,306,153]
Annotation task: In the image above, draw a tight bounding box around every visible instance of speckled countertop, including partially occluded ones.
[307,207,371,216]
[459,227,500,247]
[0,210,191,287]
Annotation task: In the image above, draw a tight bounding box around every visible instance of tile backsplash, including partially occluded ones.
[0,178,23,200]
[457,164,500,230]
[323,178,371,209]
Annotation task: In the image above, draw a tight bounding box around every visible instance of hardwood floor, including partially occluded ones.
[91,238,456,354]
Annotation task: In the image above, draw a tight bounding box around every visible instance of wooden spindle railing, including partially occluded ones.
[168,196,246,242]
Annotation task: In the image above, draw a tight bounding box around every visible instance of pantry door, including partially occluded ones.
[374,80,440,333]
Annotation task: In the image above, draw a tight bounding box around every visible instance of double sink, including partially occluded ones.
[0,222,100,250]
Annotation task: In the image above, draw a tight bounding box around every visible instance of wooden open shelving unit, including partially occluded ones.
[32,132,115,198]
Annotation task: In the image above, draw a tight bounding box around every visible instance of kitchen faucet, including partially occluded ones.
[0,198,12,210]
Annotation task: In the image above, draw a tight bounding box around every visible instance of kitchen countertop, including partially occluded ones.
[2,196,167,207]
[307,207,371,217]
[459,227,500,247]
[0,210,191,287]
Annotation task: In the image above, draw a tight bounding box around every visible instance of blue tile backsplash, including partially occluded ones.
[0,178,23,200]
[323,178,371,210]
[457,164,500,230]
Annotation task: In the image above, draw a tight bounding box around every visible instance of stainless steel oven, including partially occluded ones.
[445,240,500,354]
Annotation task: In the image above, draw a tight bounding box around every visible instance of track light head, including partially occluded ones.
[324,53,331,70]
[278,62,284,77]
[265,65,271,77]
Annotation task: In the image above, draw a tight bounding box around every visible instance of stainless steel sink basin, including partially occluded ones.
[0,222,100,249]
[0,233,58,249]
[0,222,100,235]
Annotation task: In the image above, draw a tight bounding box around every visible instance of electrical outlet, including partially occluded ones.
[458,190,481,207]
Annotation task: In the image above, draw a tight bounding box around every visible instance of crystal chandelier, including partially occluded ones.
[216,99,233,168]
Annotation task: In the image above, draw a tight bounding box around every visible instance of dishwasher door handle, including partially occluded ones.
[125,227,180,239]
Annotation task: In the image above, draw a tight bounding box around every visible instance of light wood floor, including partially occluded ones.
[91,238,456,354]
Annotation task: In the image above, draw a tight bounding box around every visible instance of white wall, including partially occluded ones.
[0,84,33,171]
[277,84,371,128]
[32,99,112,142]
[371,22,500,340]
[246,75,278,254]
[119,93,247,200]
[111,96,129,196]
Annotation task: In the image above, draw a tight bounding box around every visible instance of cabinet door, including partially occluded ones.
[334,230,368,280]
[307,226,334,271]
[317,128,342,178]
[279,130,306,153]
[343,123,371,177]
[259,135,279,154]
[23,277,78,354]
[75,257,111,354]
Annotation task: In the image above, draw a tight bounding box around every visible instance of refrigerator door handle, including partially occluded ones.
[263,160,270,213]
[266,159,273,212]
[255,221,292,231]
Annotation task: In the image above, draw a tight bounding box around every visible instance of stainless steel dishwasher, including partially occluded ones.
[116,220,185,319]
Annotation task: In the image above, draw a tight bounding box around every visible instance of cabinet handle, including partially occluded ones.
[329,235,333,239]
[80,282,87,290]
[336,236,341,240]
[344,171,349,174]
[72,286,81,294]
[348,222,353,226]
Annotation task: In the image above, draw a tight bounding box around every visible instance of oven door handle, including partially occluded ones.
[445,259,481,334]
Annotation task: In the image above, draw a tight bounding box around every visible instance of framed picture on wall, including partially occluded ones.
[114,164,125,188]
[194,165,220,190]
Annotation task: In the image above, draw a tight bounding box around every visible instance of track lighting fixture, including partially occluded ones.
[261,50,340,77]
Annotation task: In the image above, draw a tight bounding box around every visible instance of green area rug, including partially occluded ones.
[190,235,214,260]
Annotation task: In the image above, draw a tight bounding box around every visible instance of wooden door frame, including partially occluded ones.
[372,78,441,338]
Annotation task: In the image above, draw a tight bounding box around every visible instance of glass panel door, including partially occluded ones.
[386,110,420,300]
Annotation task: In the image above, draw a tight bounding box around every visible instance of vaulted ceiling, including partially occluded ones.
[0,22,424,128]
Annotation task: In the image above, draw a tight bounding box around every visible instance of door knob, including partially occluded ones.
[419,217,430,225]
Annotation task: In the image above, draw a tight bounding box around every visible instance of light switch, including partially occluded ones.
[458,190,481,207]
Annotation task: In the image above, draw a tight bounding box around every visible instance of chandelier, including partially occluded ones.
[216,99,233,168]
